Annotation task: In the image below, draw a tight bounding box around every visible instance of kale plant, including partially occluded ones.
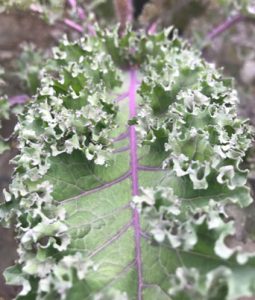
[1,27,255,300]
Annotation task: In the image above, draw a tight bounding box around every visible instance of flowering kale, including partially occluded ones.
[1,27,254,300]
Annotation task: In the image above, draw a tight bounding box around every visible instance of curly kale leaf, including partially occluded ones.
[1,28,254,300]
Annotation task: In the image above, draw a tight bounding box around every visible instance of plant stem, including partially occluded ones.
[64,18,83,33]
[67,0,77,9]
[207,14,244,40]
[67,0,85,20]
[9,95,29,106]
[148,21,158,35]
[114,0,134,34]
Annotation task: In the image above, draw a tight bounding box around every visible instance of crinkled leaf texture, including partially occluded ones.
[1,27,255,300]
[0,68,11,154]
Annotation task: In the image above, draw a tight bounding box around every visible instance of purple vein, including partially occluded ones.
[87,221,132,259]
[129,70,139,195]
[94,260,135,297]
[138,165,164,172]
[143,283,170,299]
[129,68,143,300]
[141,231,223,264]
[115,91,129,102]
[69,203,130,226]
[113,145,130,154]
[140,231,151,240]
[59,171,131,205]
[113,131,129,142]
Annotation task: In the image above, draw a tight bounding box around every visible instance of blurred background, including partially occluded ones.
[0,0,254,299]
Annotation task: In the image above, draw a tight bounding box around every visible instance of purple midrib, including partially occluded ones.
[129,68,143,300]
